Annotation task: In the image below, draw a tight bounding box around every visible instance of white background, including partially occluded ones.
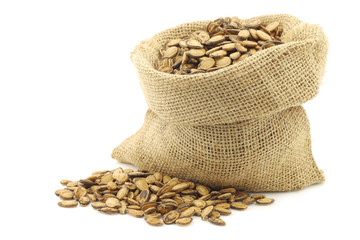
[1,0,359,239]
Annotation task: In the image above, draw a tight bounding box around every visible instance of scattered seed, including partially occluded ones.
[56,167,274,227]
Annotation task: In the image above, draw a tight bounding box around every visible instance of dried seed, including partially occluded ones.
[180,207,196,218]
[119,200,127,214]
[99,207,118,214]
[74,187,87,199]
[256,198,275,205]
[266,21,280,32]
[141,202,158,211]
[201,205,214,220]
[145,212,162,219]
[249,28,259,40]
[163,210,180,224]
[229,35,241,42]
[145,175,156,184]
[87,194,97,201]
[252,194,266,199]
[144,207,157,214]
[238,53,249,61]
[139,189,150,204]
[192,206,202,216]
[243,197,255,205]
[66,181,78,188]
[209,50,227,59]
[153,172,163,181]
[238,29,250,39]
[181,189,197,195]
[59,191,74,200]
[146,217,164,226]
[60,179,71,186]
[178,202,191,210]
[163,46,179,58]
[58,200,78,208]
[163,175,171,183]
[222,43,236,51]
[186,39,203,49]
[178,40,188,49]
[242,40,257,48]
[205,46,222,55]
[114,172,128,184]
[162,199,178,206]
[196,184,210,196]
[105,197,121,208]
[229,51,240,60]
[100,173,113,184]
[195,31,210,44]
[187,48,206,58]
[150,185,160,193]
[79,179,96,188]
[199,193,212,201]
[256,30,272,41]
[176,217,192,226]
[182,195,196,203]
[206,35,225,45]
[219,188,237,194]
[159,191,176,199]
[213,207,231,215]
[135,179,149,191]
[217,193,232,200]
[173,195,185,205]
[230,202,248,210]
[127,205,141,210]
[127,198,139,206]
[235,43,247,53]
[79,196,90,206]
[215,203,230,209]
[247,19,261,28]
[55,189,67,196]
[167,38,182,47]
[148,193,158,202]
[210,211,221,218]
[172,182,190,192]
[92,170,109,175]
[107,181,117,191]
[215,57,232,68]
[91,201,106,209]
[157,185,173,196]
[208,217,226,226]
[127,209,144,218]
[116,187,129,200]
[157,203,176,215]
[123,169,134,173]
[192,199,207,209]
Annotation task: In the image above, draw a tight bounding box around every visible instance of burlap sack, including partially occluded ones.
[112,14,328,192]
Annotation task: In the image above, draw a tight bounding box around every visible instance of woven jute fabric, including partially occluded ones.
[112,14,328,192]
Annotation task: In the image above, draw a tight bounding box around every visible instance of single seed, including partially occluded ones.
[208,217,226,226]
[163,210,180,224]
[146,217,164,226]
[230,202,248,210]
[256,198,275,205]
[58,200,78,208]
[176,217,192,226]
[127,209,144,218]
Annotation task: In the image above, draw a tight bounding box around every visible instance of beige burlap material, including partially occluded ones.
[112,14,328,192]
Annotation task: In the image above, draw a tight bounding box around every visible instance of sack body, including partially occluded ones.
[112,14,328,191]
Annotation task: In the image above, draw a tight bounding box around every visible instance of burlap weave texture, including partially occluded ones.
[112,14,328,191]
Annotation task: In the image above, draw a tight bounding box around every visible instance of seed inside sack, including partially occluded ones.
[156,16,283,74]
